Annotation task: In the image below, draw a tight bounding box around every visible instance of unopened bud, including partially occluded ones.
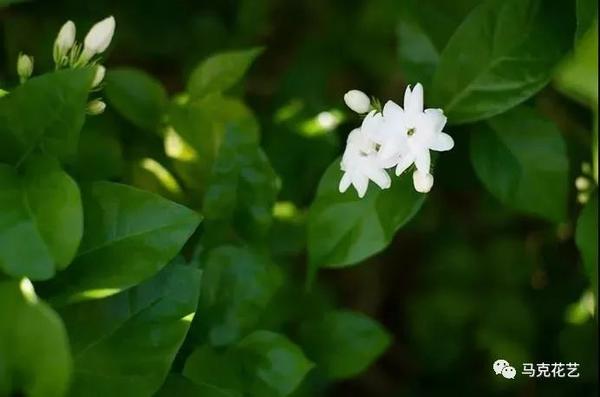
[17,53,33,82]
[413,170,434,193]
[83,16,115,58]
[92,65,106,88]
[343,90,371,114]
[87,99,106,115]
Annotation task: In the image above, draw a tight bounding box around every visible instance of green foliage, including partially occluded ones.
[432,0,575,124]
[470,106,568,221]
[59,263,201,396]
[105,68,168,132]
[299,310,391,379]
[308,159,425,269]
[0,280,71,397]
[42,182,200,304]
[0,68,95,165]
[184,331,313,397]
[0,156,82,279]
[187,47,263,98]
[0,1,597,396]
[197,245,282,346]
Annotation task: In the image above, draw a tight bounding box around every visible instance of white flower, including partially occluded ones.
[83,16,116,57]
[87,99,106,115]
[339,125,391,198]
[92,65,106,88]
[55,21,76,55]
[344,90,371,114]
[17,53,33,81]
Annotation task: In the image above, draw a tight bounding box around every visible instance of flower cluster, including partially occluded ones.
[339,84,454,197]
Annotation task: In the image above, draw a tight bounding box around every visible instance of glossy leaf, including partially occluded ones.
[184,331,313,397]
[576,195,598,296]
[41,181,200,304]
[196,245,282,346]
[432,0,575,124]
[187,47,263,98]
[470,106,568,221]
[105,68,168,132]
[0,280,71,397]
[59,263,201,397]
[203,126,279,242]
[575,0,598,40]
[299,310,391,379]
[167,94,259,196]
[0,156,83,280]
[0,68,94,164]
[308,159,425,270]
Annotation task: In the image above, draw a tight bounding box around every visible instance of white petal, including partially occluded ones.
[339,172,352,193]
[364,163,391,189]
[361,111,384,140]
[383,100,404,120]
[406,83,424,116]
[414,149,431,173]
[413,170,434,193]
[352,174,369,198]
[395,152,415,176]
[422,108,447,132]
[430,132,454,151]
[377,139,404,164]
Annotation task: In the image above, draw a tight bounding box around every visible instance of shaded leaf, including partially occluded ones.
[41,182,200,304]
[0,156,82,280]
[0,280,71,397]
[470,106,568,221]
[432,0,575,124]
[0,68,94,164]
[59,263,201,397]
[196,245,282,346]
[299,310,391,379]
[105,68,168,132]
[308,159,425,270]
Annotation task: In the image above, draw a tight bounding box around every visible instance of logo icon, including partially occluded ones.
[493,359,516,379]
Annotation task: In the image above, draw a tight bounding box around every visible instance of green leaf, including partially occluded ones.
[0,280,71,397]
[432,0,575,124]
[308,159,425,270]
[41,182,200,304]
[0,156,83,280]
[397,19,440,87]
[576,195,598,296]
[203,126,279,243]
[555,22,598,106]
[299,310,391,379]
[59,262,201,397]
[105,68,168,132]
[184,331,313,397]
[236,331,313,397]
[470,106,568,221]
[196,245,282,346]
[575,0,598,40]
[156,374,236,397]
[167,94,259,197]
[187,47,263,98]
[0,68,95,164]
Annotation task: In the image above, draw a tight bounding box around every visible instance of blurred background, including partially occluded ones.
[1,0,597,396]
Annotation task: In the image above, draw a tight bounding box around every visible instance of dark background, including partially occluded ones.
[1,1,597,396]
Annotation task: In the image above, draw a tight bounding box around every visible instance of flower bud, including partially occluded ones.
[575,176,591,191]
[413,170,434,193]
[87,99,106,115]
[92,65,106,88]
[17,53,33,82]
[344,90,371,114]
[56,21,76,53]
[83,16,116,56]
